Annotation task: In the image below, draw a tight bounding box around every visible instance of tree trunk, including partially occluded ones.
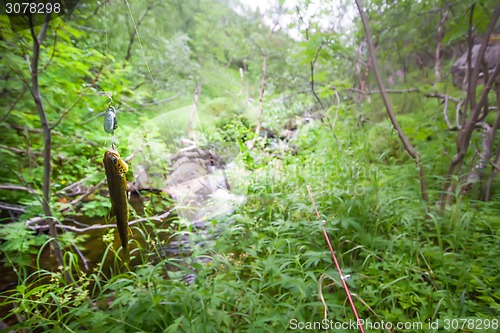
[28,13,68,281]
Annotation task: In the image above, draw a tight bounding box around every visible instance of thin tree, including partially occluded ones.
[354,0,429,206]
[28,13,67,279]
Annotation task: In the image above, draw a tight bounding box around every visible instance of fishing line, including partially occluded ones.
[124,0,155,85]
[104,0,109,56]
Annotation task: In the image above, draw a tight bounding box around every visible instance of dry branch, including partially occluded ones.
[0,202,26,213]
[442,94,453,129]
[29,209,174,233]
[0,184,38,194]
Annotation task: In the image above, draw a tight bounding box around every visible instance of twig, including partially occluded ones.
[424,92,461,103]
[72,244,89,271]
[50,67,103,130]
[123,146,143,162]
[58,173,98,194]
[0,184,38,194]
[40,26,59,72]
[81,111,106,125]
[0,144,42,156]
[368,88,420,94]
[306,185,365,333]
[442,94,453,129]
[139,94,180,107]
[0,202,26,214]
[455,100,464,130]
[311,41,326,109]
[61,178,107,212]
[7,65,31,90]
[490,161,500,172]
[30,209,174,232]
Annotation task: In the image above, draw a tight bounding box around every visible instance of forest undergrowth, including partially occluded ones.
[1,101,499,332]
[1,0,500,331]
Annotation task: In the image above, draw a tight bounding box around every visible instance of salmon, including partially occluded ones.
[103,148,129,261]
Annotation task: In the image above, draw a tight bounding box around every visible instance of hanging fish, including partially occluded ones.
[103,106,117,134]
[103,148,129,261]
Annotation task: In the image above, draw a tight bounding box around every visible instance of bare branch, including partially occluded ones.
[424,92,461,103]
[442,94,453,129]
[455,100,464,130]
[30,209,174,233]
[0,184,38,193]
[58,173,98,194]
[40,26,59,72]
[61,178,107,213]
[72,244,89,271]
[0,202,26,214]
[370,88,420,94]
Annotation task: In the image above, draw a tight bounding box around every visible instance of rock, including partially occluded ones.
[451,37,500,90]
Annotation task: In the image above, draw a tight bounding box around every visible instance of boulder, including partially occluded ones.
[451,37,500,90]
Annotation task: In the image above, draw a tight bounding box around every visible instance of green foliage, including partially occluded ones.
[3,107,499,331]
[0,222,49,267]
[1,0,499,332]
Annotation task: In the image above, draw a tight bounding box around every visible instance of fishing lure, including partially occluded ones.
[103,148,129,261]
[103,106,117,134]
